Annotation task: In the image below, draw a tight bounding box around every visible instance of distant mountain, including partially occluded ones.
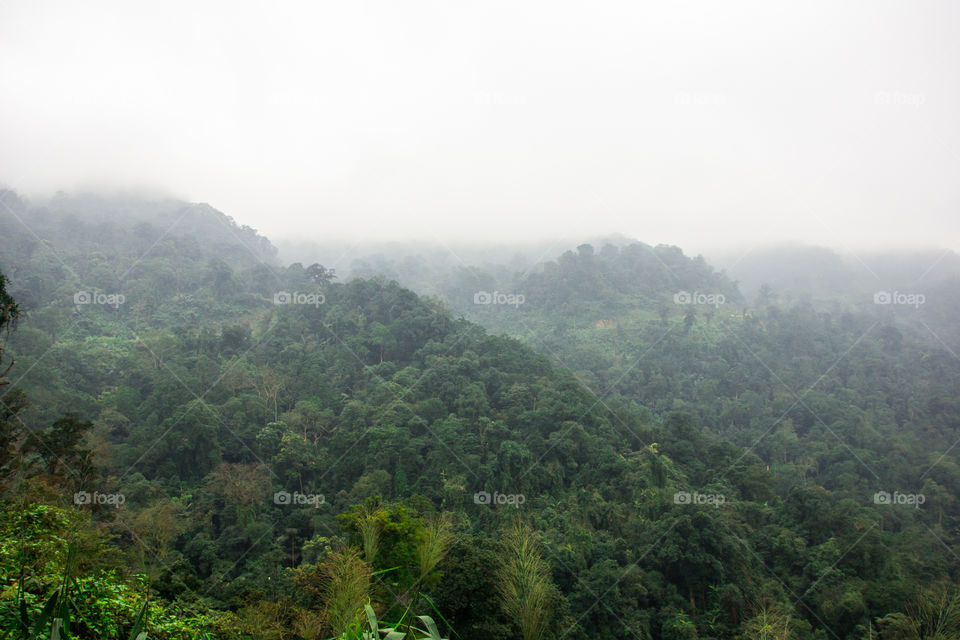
[0,188,277,271]
[274,233,640,277]
[0,188,278,320]
[708,244,960,304]
[280,238,742,338]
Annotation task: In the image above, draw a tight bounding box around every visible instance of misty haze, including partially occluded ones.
[1,2,959,640]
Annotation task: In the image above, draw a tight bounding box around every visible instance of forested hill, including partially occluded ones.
[0,189,277,309]
[341,240,960,469]
[348,241,744,335]
[1,191,958,640]
[711,244,960,304]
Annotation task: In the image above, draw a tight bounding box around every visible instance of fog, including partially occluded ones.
[1,0,958,253]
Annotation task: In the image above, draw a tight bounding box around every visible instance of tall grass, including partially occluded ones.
[496,518,557,640]
[320,548,372,638]
[356,501,384,564]
[416,513,455,585]
[904,584,960,639]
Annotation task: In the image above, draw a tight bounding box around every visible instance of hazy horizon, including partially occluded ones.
[4,186,959,263]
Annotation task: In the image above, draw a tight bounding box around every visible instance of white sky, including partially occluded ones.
[1,0,958,252]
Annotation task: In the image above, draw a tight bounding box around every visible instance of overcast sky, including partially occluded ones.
[1,0,958,253]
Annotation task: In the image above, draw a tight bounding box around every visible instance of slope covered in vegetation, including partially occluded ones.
[1,191,958,640]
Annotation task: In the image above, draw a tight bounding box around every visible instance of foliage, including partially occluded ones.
[0,193,959,640]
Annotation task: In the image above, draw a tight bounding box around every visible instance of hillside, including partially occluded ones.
[0,192,958,640]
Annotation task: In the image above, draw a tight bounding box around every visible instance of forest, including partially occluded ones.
[1,190,959,640]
